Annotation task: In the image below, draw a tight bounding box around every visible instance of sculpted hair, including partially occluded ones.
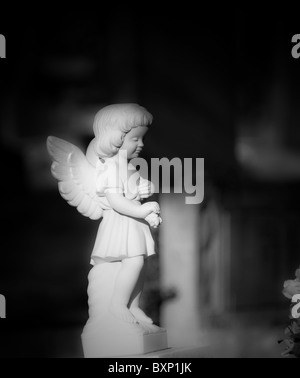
[93,103,153,158]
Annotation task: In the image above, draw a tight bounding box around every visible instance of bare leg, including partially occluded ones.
[129,258,153,324]
[109,256,144,323]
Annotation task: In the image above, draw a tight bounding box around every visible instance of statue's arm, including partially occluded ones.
[105,192,159,219]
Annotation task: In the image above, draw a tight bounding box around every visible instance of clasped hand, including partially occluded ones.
[138,178,162,228]
[139,201,162,228]
[145,212,162,228]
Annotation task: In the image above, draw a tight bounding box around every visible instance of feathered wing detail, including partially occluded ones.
[47,136,105,220]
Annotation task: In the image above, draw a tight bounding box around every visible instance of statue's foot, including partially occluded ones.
[109,303,137,324]
[130,307,153,324]
[138,322,165,334]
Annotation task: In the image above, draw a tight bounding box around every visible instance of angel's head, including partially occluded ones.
[92,103,153,159]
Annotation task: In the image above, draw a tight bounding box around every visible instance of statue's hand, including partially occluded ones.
[145,212,162,228]
[139,201,160,218]
[138,178,154,199]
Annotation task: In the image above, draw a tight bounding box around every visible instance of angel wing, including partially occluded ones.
[47,136,105,220]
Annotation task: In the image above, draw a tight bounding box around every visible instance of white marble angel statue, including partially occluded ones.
[47,103,163,335]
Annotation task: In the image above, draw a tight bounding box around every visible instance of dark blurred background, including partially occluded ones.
[0,7,300,357]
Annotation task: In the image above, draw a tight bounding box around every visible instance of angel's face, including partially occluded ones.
[120,125,148,160]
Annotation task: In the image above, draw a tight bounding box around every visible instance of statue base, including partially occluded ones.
[81,262,168,358]
[82,319,168,358]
